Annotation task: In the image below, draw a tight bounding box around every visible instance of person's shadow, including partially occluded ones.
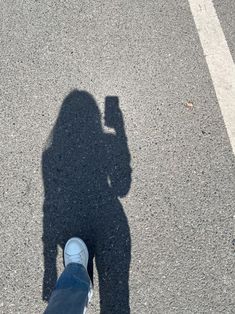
[42,90,132,313]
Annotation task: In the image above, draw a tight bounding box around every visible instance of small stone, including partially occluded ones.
[185,101,193,109]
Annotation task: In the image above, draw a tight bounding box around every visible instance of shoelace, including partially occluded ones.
[66,252,83,262]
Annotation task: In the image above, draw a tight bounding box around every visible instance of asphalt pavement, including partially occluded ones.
[1,0,234,313]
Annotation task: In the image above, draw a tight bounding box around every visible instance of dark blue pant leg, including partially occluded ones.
[44,263,91,314]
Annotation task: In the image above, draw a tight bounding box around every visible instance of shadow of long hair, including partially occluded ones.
[42,90,132,313]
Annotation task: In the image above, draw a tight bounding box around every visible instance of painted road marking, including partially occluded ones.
[188,0,235,155]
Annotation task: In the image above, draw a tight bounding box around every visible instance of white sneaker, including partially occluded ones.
[64,237,89,268]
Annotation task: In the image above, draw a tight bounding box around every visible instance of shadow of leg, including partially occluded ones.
[42,240,57,301]
[95,199,131,314]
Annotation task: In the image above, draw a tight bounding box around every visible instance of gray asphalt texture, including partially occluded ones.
[1,0,235,313]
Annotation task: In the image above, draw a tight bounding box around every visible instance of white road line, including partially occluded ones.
[188,0,235,155]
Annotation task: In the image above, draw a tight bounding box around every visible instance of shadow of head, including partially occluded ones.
[42,89,132,313]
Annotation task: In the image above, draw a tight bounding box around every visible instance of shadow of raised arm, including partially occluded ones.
[105,96,132,197]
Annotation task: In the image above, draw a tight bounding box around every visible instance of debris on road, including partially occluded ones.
[185,100,194,109]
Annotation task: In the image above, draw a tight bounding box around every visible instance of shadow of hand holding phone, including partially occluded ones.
[42,90,132,313]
